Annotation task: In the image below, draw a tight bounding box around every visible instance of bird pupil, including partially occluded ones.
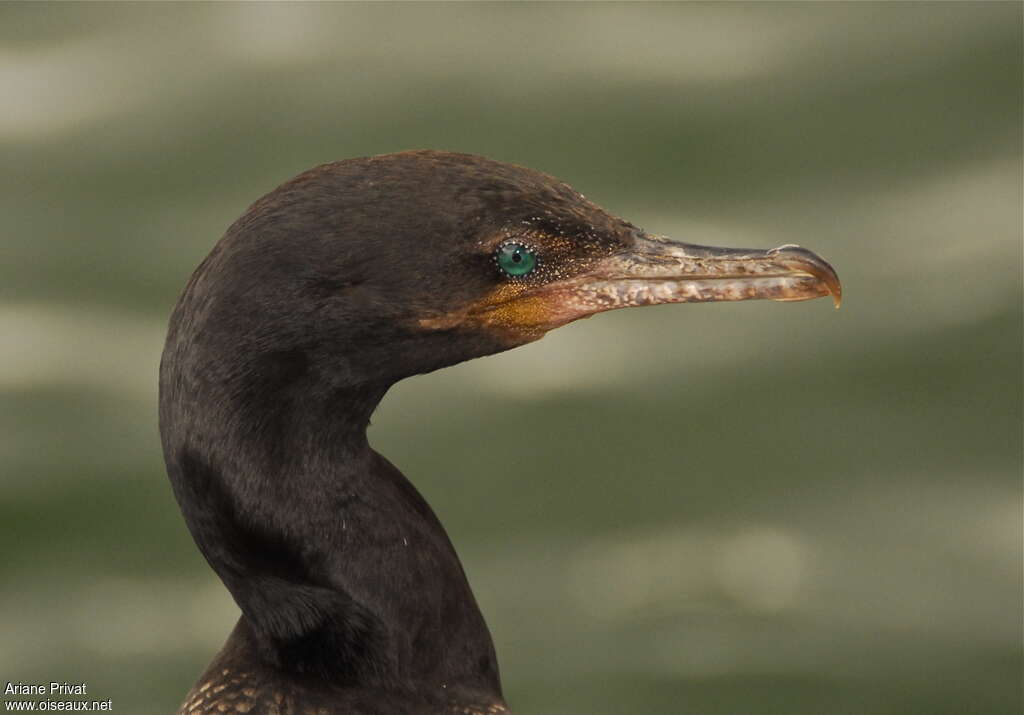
[496,243,537,277]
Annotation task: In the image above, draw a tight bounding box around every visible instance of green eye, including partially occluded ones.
[496,242,537,277]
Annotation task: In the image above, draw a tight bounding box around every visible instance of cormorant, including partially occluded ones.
[160,150,840,714]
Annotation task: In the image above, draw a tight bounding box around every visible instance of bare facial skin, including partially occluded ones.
[461,236,841,340]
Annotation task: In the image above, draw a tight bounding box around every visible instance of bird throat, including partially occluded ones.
[166,374,502,697]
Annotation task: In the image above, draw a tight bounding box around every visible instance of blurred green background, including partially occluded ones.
[1,3,1020,714]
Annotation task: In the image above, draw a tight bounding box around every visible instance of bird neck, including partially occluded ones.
[166,376,501,694]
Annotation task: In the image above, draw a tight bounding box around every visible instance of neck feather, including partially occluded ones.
[161,360,501,694]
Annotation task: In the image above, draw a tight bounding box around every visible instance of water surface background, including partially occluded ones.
[1,4,1021,713]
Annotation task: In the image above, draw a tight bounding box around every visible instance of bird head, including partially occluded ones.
[159,151,842,680]
[171,150,840,391]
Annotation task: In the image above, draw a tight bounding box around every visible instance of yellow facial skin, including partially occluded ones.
[420,233,842,345]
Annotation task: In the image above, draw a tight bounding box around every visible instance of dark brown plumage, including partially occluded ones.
[160,151,839,714]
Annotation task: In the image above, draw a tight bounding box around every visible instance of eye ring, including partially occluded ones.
[494,241,539,278]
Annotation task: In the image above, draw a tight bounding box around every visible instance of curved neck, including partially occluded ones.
[162,367,501,694]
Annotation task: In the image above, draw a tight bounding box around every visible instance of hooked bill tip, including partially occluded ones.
[769,244,842,310]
